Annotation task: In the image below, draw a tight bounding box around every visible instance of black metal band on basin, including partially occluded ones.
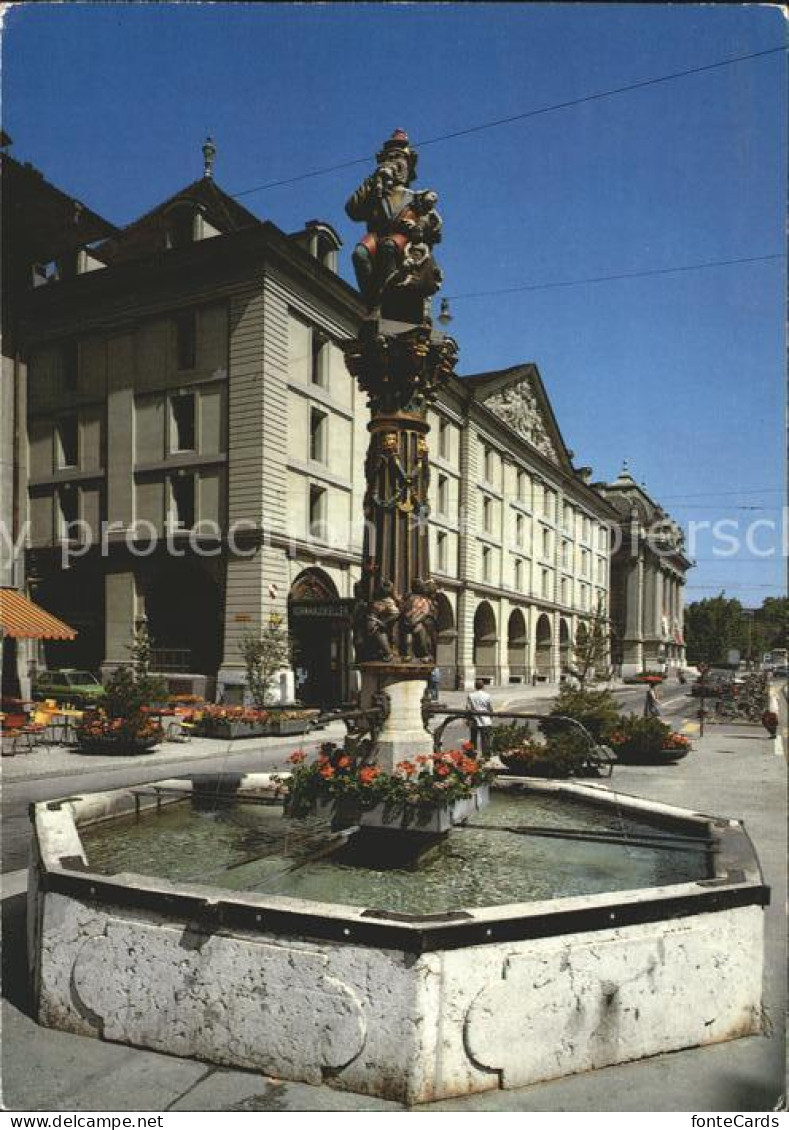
[41,866,770,955]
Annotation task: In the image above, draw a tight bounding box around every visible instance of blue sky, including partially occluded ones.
[3,3,786,604]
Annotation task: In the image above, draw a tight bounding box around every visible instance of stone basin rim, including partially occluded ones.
[31,775,769,953]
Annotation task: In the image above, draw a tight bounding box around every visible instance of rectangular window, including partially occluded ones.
[56,415,79,469]
[544,490,555,521]
[581,549,590,577]
[541,568,550,599]
[58,486,79,537]
[62,342,79,391]
[438,418,449,460]
[561,539,569,569]
[437,531,447,572]
[560,577,568,605]
[483,447,493,483]
[482,545,491,583]
[516,512,524,547]
[437,474,448,516]
[176,312,197,371]
[311,331,328,387]
[310,408,328,463]
[309,484,327,539]
[483,496,492,533]
[514,558,523,592]
[542,528,551,559]
[598,526,608,550]
[516,470,525,503]
[170,393,196,453]
[597,557,606,584]
[170,473,196,529]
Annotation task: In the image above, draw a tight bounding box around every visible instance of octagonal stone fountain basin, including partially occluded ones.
[29,774,768,1105]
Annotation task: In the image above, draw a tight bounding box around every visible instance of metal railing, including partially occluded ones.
[426,707,616,777]
[150,648,192,673]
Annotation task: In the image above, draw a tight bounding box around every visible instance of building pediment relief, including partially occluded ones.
[482,379,561,464]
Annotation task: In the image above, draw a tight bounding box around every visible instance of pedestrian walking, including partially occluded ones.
[644,683,662,718]
[466,677,493,757]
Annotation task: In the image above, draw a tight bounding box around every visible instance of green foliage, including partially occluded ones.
[548,685,620,741]
[685,594,788,666]
[573,598,612,686]
[488,721,532,756]
[607,714,672,758]
[240,613,293,708]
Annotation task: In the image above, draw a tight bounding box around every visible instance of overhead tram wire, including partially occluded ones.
[443,253,784,302]
[230,44,787,201]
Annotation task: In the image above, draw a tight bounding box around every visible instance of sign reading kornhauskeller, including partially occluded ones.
[290,600,353,620]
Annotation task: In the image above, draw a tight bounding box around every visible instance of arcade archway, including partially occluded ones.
[507,608,528,682]
[473,601,498,683]
[435,593,458,689]
[288,569,352,708]
[535,613,552,679]
[560,617,572,672]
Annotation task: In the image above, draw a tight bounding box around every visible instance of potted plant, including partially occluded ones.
[196,704,271,739]
[606,714,691,764]
[76,707,163,755]
[267,708,321,736]
[76,627,166,755]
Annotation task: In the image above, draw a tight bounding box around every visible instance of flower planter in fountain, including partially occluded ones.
[359,785,490,833]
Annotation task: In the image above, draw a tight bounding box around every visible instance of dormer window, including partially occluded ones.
[166,204,196,249]
[305,221,341,273]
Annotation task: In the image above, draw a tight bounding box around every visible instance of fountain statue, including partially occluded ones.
[343,129,459,771]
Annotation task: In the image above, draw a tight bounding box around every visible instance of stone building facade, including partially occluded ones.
[595,465,691,676]
[15,152,624,703]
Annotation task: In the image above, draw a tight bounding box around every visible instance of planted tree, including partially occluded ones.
[240,612,293,708]
[573,598,612,686]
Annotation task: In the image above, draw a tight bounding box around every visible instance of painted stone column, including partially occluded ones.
[343,129,460,770]
[347,325,458,770]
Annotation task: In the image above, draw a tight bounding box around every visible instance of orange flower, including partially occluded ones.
[462,740,475,753]
[288,749,307,764]
[359,766,381,785]
[337,755,351,769]
[435,763,450,777]
[397,760,417,777]
[319,765,335,779]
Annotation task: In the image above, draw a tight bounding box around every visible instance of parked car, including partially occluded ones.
[771,665,788,679]
[33,669,106,708]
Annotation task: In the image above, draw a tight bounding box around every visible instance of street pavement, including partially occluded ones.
[1,681,785,1112]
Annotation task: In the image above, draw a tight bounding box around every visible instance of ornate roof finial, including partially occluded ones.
[202,135,216,179]
[622,458,629,474]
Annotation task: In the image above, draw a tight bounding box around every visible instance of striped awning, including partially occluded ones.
[0,588,77,640]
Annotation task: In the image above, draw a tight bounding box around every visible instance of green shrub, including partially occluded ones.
[607,714,672,757]
[547,686,620,741]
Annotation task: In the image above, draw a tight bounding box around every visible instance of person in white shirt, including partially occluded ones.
[466,678,493,757]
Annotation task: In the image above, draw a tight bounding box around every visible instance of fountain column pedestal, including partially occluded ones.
[360,664,432,773]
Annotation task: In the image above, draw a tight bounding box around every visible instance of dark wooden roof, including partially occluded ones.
[2,153,117,265]
[97,176,261,265]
